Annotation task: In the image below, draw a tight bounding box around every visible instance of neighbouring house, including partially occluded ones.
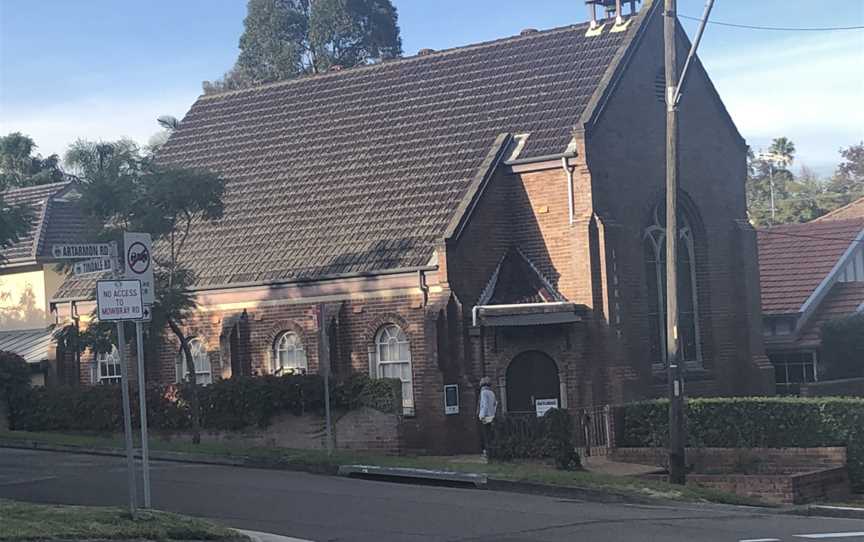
[48,1,772,453]
[758,199,864,394]
[0,181,88,386]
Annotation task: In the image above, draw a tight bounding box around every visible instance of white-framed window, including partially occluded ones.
[96,347,121,385]
[372,324,414,415]
[769,350,818,396]
[273,331,307,375]
[176,338,213,385]
[644,205,702,370]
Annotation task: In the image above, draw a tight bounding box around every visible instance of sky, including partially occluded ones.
[1,1,862,176]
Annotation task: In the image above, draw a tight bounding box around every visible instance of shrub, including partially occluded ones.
[620,397,864,490]
[0,351,31,428]
[13,373,402,433]
[488,408,581,470]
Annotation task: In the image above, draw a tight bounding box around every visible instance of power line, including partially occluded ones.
[680,14,864,32]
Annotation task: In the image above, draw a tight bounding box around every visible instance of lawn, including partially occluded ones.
[0,499,242,541]
[0,430,763,507]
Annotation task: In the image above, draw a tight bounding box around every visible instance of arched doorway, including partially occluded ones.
[506,351,560,414]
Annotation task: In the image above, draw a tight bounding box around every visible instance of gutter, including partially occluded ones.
[562,157,575,225]
[504,151,576,167]
[51,264,439,303]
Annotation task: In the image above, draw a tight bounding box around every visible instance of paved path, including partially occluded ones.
[1,448,863,542]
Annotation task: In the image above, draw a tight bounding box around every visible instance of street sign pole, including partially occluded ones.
[116,322,138,517]
[135,320,151,508]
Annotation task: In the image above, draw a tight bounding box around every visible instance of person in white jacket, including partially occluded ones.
[478,376,497,457]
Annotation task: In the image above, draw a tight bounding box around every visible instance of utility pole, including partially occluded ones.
[664,0,686,486]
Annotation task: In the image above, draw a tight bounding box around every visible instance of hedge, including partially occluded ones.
[488,409,580,470]
[620,397,864,489]
[10,373,402,433]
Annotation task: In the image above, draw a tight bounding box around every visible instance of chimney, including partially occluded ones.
[418,48,435,56]
[520,28,539,36]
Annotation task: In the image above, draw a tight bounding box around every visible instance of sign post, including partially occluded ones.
[318,304,333,455]
[97,278,144,516]
[123,233,154,509]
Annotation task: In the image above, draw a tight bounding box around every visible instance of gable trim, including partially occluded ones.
[443,133,512,242]
[578,0,658,129]
[797,227,864,334]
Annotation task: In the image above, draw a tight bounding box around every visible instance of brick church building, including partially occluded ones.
[51,1,774,453]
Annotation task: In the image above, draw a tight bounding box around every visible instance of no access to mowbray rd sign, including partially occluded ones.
[96,280,144,321]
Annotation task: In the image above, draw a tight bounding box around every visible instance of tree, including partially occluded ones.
[828,142,864,201]
[204,0,402,94]
[0,132,65,188]
[67,139,226,443]
[0,196,31,264]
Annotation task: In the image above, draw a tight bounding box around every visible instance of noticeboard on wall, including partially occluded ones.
[444,384,459,415]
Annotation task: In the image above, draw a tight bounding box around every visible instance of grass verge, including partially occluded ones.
[0,499,241,541]
[0,430,764,507]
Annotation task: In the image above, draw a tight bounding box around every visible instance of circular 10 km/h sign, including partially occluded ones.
[126,241,150,274]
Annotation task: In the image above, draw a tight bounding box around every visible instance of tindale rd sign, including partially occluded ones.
[96,279,144,321]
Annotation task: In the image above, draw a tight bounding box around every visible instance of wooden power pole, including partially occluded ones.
[664,0,686,485]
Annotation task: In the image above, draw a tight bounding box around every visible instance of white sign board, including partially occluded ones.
[52,243,111,259]
[124,232,154,305]
[444,384,459,415]
[535,398,559,418]
[96,280,144,321]
[73,257,114,276]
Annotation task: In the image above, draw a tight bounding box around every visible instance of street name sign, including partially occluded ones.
[96,279,144,321]
[52,243,111,259]
[124,232,154,305]
[73,257,114,276]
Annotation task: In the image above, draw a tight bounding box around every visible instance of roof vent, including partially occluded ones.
[418,48,435,56]
[329,65,343,72]
[520,28,538,36]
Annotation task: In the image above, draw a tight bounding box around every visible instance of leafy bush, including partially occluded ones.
[13,373,402,433]
[1,351,32,428]
[488,409,581,470]
[620,397,864,489]
[821,315,864,379]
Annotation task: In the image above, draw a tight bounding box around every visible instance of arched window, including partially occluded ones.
[96,347,121,385]
[273,331,307,375]
[176,338,213,385]
[373,324,414,414]
[644,205,702,369]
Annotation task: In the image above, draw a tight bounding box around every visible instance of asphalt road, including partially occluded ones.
[1,448,863,542]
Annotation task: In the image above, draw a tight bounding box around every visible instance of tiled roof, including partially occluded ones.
[816,196,864,222]
[758,219,864,315]
[0,328,53,364]
[798,281,864,345]
[0,182,77,264]
[116,18,632,292]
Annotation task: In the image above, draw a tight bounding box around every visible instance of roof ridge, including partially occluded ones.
[198,18,616,101]
[814,196,864,221]
[2,180,70,197]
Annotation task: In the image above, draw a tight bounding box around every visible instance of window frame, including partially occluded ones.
[373,324,415,415]
[273,331,308,375]
[176,338,213,385]
[644,207,703,371]
[96,347,122,385]
[769,350,818,396]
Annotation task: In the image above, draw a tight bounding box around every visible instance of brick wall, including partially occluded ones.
[612,447,847,474]
[801,377,864,397]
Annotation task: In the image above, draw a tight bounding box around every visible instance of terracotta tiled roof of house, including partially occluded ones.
[54,17,639,301]
[797,281,864,345]
[758,219,864,315]
[815,196,864,222]
[0,181,87,265]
